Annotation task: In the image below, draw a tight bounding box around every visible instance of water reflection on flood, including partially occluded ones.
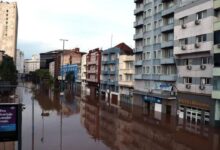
[1,82,220,150]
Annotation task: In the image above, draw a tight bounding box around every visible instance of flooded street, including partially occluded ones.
[1,82,220,150]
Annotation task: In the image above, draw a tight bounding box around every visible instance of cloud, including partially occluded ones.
[9,0,135,58]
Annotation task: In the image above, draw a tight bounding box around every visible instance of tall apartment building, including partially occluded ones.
[86,48,102,96]
[100,43,133,107]
[174,0,218,126]
[0,1,18,60]
[213,0,220,126]
[133,0,177,117]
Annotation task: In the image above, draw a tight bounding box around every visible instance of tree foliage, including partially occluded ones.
[0,56,17,84]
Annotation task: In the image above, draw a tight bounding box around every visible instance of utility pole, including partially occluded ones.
[59,39,68,95]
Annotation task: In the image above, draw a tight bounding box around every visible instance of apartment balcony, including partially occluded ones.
[87,69,97,74]
[87,61,98,65]
[101,80,108,84]
[134,60,143,66]
[134,74,142,80]
[109,70,116,74]
[214,0,220,9]
[134,18,144,27]
[160,74,177,81]
[134,47,143,53]
[161,41,174,48]
[160,57,175,64]
[133,32,144,40]
[214,19,220,31]
[109,60,117,64]
[213,67,220,76]
[212,90,220,99]
[108,80,116,85]
[161,6,175,16]
[161,23,174,32]
[119,81,133,87]
[122,69,134,74]
[87,78,98,83]
[102,60,108,65]
[134,4,144,15]
[102,70,108,74]
[214,44,220,54]
[142,74,160,80]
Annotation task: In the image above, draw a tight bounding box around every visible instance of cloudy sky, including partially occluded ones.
[9,0,135,58]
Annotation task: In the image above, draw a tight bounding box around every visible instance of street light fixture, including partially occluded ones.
[60,39,68,96]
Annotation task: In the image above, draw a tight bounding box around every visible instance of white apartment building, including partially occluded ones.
[16,49,24,74]
[174,0,215,126]
[0,1,18,60]
[24,54,40,74]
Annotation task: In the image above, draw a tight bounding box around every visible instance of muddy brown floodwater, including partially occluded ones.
[1,82,220,150]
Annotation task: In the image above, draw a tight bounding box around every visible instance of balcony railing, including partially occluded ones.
[134,4,144,15]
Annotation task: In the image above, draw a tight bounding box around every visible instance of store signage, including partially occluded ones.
[179,99,210,110]
[155,82,173,91]
[0,104,21,142]
[143,96,161,104]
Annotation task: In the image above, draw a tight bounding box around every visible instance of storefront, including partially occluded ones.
[178,93,215,126]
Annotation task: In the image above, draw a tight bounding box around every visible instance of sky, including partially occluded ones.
[8,0,135,58]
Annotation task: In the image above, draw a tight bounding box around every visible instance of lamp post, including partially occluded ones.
[60,39,68,95]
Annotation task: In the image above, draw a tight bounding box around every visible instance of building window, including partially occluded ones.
[184,59,193,65]
[179,16,187,25]
[196,10,207,20]
[196,34,207,43]
[200,78,211,85]
[144,81,151,89]
[179,38,188,46]
[184,77,192,84]
[146,38,151,45]
[201,57,210,64]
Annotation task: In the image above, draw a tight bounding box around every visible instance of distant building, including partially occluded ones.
[16,49,24,74]
[100,43,133,107]
[49,61,55,77]
[0,1,18,60]
[24,54,40,74]
[81,54,87,86]
[60,48,86,83]
[86,48,102,96]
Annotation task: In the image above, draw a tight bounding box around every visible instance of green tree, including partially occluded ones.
[0,56,17,84]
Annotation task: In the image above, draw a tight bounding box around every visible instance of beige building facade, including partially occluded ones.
[0,1,18,60]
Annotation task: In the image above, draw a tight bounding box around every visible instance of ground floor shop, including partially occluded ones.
[177,93,215,126]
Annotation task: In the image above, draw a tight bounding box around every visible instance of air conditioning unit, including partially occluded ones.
[200,64,206,70]
[186,84,191,89]
[186,65,192,70]
[181,24,187,29]
[199,85,205,90]
[195,43,200,48]
[181,45,186,50]
[195,19,201,25]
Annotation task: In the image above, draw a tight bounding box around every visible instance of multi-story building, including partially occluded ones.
[0,1,18,60]
[174,0,216,126]
[100,43,133,107]
[133,0,177,117]
[86,48,102,96]
[24,54,40,74]
[16,49,24,74]
[119,52,135,107]
[60,48,85,83]
[81,54,87,88]
[213,0,220,126]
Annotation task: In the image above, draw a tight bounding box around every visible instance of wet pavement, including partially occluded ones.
[1,82,220,150]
